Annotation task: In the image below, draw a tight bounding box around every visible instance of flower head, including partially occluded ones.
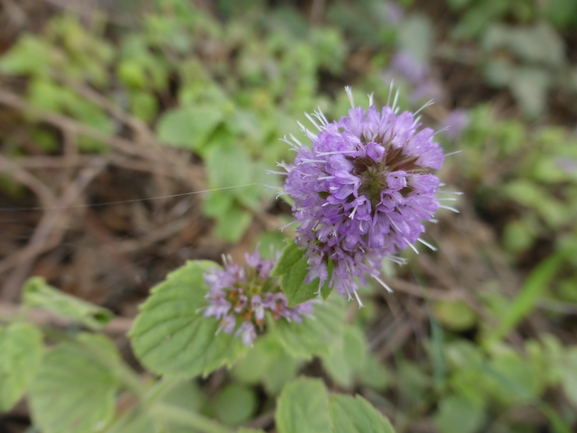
[202,251,314,345]
[281,87,444,299]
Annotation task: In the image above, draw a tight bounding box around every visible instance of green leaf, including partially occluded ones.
[321,325,367,389]
[276,379,332,433]
[272,240,329,306]
[205,142,252,190]
[509,67,550,119]
[22,277,114,330]
[271,294,346,359]
[213,205,252,243]
[432,300,477,332]
[214,384,257,425]
[485,246,576,346]
[276,379,396,433]
[0,322,43,411]
[433,396,484,433]
[0,35,54,75]
[129,261,247,377]
[156,106,222,151]
[357,355,391,392]
[329,394,395,433]
[232,335,302,395]
[507,22,565,67]
[29,334,119,433]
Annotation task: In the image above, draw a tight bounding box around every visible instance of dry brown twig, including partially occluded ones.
[0,158,107,302]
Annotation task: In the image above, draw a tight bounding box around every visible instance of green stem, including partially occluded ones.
[151,403,236,433]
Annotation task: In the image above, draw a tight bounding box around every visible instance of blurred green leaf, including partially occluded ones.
[276,378,332,433]
[485,246,577,346]
[433,300,477,332]
[321,325,367,389]
[329,394,395,433]
[22,277,114,330]
[357,355,391,392]
[215,384,257,425]
[156,106,223,151]
[270,294,346,360]
[509,67,550,119]
[433,396,484,433]
[213,205,252,243]
[232,334,302,394]
[0,35,55,75]
[0,322,43,412]
[29,334,119,433]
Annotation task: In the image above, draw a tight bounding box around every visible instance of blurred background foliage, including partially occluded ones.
[0,0,577,432]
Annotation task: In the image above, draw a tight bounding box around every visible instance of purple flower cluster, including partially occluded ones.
[202,251,314,345]
[281,88,444,300]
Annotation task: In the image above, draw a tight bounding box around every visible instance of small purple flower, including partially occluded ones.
[280,87,445,300]
[391,52,429,85]
[439,109,469,142]
[235,322,257,346]
[202,251,314,345]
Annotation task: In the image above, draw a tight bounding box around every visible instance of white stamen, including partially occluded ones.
[301,158,325,164]
[297,121,318,139]
[316,150,356,156]
[392,89,400,111]
[279,220,298,231]
[305,112,322,131]
[289,134,305,147]
[406,241,419,255]
[386,80,395,106]
[345,86,355,108]
[439,205,460,213]
[438,190,463,195]
[313,109,329,126]
[387,255,407,265]
[368,92,374,106]
[414,99,434,117]
[374,275,393,293]
[353,290,364,307]
[444,150,463,157]
[417,238,437,251]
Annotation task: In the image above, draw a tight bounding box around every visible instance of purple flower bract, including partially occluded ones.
[281,88,445,300]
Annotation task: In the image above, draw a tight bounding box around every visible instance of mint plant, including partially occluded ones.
[0,86,447,433]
